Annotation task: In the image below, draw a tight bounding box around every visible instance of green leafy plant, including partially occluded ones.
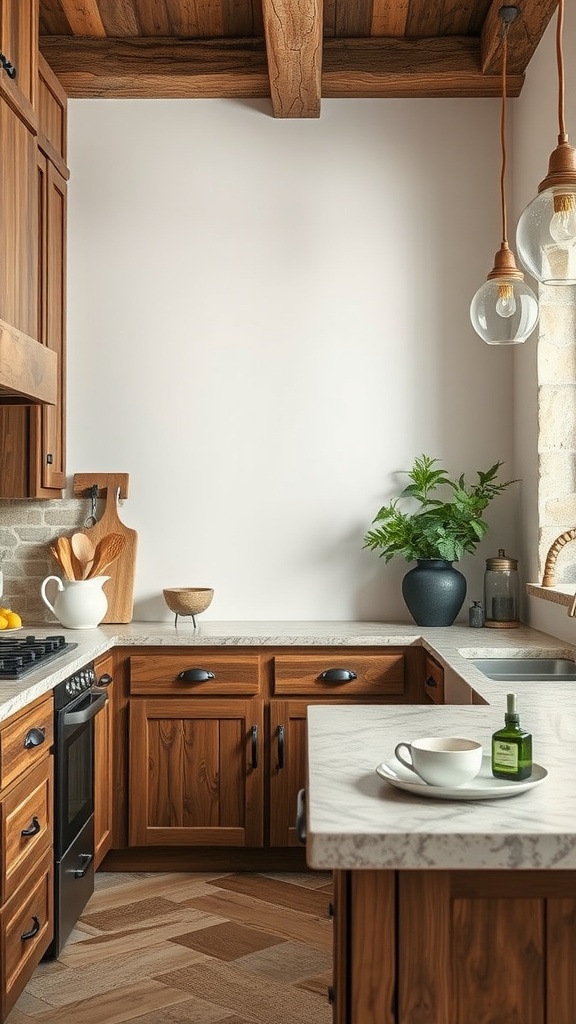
[363,454,517,564]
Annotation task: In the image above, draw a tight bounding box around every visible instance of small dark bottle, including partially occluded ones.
[491,692,532,780]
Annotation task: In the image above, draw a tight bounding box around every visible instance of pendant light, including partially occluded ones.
[516,0,576,284]
[470,7,539,345]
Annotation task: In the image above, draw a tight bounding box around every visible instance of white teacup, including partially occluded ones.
[394,737,483,787]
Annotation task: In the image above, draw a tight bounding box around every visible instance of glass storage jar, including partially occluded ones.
[483,549,520,628]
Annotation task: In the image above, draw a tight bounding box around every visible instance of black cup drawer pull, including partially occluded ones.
[425,675,438,687]
[178,668,215,683]
[23,727,46,749]
[319,668,357,683]
[97,673,113,688]
[21,916,40,941]
[21,816,41,838]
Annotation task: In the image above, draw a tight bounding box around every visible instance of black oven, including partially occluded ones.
[45,663,107,958]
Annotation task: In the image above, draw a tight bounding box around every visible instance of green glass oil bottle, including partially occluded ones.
[491,692,533,780]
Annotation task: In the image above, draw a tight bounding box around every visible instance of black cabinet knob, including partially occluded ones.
[23,727,45,749]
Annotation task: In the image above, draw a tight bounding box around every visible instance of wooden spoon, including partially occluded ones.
[54,536,75,580]
[71,533,95,579]
[88,533,127,578]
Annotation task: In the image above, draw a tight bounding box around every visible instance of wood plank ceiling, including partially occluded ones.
[39,0,559,118]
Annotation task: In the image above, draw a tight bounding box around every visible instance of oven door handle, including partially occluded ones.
[64,689,107,725]
[74,853,94,878]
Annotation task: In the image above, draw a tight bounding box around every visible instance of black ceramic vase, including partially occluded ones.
[401,559,467,627]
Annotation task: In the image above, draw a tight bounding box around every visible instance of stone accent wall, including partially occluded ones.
[0,500,87,624]
[538,284,576,583]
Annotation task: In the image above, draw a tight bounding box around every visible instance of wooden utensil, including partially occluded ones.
[54,536,75,580]
[72,474,138,623]
[88,533,127,578]
[71,533,95,579]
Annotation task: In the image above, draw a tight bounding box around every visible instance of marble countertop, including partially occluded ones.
[1,618,571,723]
[2,619,576,873]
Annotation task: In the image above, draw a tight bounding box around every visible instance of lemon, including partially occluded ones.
[0,616,8,630]
[0,607,11,616]
[5,611,21,629]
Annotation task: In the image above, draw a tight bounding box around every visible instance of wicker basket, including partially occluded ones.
[162,587,214,626]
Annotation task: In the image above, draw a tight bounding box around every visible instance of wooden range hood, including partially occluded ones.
[0,319,57,405]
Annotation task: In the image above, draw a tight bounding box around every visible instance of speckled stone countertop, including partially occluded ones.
[3,620,576,872]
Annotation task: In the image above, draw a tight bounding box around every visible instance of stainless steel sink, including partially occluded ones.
[470,658,576,681]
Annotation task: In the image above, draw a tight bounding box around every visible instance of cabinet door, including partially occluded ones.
[129,698,264,848]
[0,95,36,336]
[269,699,309,847]
[0,0,37,127]
[424,652,445,704]
[94,654,114,870]
[30,155,66,493]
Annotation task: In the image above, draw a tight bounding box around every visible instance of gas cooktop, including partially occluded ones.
[0,634,78,680]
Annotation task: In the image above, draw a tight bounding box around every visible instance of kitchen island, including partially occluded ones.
[306,695,576,1024]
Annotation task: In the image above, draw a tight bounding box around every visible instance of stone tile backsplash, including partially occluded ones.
[0,500,87,623]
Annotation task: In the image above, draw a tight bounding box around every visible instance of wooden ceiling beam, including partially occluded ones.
[39,35,524,103]
[262,0,323,118]
[481,0,558,76]
[58,0,106,37]
[322,37,524,97]
[39,37,271,98]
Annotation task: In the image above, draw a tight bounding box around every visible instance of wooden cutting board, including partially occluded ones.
[73,473,138,623]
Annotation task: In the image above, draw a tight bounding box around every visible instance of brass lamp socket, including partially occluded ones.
[538,136,576,193]
[486,243,524,282]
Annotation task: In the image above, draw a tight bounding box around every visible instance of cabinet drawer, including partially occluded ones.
[273,654,405,696]
[0,848,53,1022]
[0,697,53,791]
[1,756,53,904]
[424,655,445,704]
[130,654,262,696]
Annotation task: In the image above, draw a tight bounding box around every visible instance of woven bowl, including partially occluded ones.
[163,587,214,624]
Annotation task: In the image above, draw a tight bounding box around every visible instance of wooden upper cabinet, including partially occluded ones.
[0,97,37,338]
[0,53,67,499]
[128,697,264,848]
[31,152,66,493]
[0,0,38,128]
[37,52,66,168]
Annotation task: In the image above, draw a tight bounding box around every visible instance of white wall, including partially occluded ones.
[514,5,576,642]
[67,97,516,622]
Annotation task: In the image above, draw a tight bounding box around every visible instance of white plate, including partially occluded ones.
[0,627,23,634]
[375,755,548,800]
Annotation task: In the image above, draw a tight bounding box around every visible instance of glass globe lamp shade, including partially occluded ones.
[470,276,539,345]
[516,185,576,285]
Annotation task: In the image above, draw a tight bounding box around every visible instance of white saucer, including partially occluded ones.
[375,755,548,800]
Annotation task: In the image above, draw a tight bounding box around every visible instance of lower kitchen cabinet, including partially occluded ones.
[0,695,54,1022]
[128,697,264,847]
[423,652,445,704]
[335,868,576,1024]
[105,645,427,865]
[94,653,115,870]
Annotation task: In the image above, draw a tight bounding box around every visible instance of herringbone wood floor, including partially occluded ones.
[6,871,334,1024]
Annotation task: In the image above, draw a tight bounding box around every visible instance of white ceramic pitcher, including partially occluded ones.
[40,575,110,629]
